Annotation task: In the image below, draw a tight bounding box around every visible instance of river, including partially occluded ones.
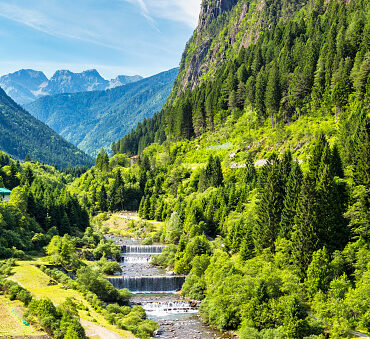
[105,236,234,339]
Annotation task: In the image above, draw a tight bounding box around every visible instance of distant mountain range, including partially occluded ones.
[0,87,93,168]
[25,68,178,157]
[0,69,143,105]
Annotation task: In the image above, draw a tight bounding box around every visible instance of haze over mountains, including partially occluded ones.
[0,87,93,168]
[0,69,143,105]
[25,68,178,157]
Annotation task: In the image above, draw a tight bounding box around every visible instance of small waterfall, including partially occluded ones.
[121,256,151,264]
[107,276,185,293]
[121,245,166,254]
[140,300,198,317]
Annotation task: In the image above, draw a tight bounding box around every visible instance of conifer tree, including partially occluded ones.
[309,133,328,183]
[265,64,280,127]
[280,161,303,239]
[21,166,34,186]
[97,185,107,212]
[291,175,320,274]
[95,148,109,172]
[255,68,266,119]
[228,90,237,111]
[236,82,246,109]
[254,154,284,251]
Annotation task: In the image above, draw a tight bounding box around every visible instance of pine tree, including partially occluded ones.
[254,154,284,251]
[96,148,109,172]
[291,176,320,275]
[97,185,107,212]
[309,133,328,183]
[236,82,246,109]
[265,64,280,127]
[21,166,34,186]
[280,162,303,239]
[255,68,266,119]
[228,90,237,111]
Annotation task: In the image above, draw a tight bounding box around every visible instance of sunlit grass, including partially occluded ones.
[0,296,44,336]
[9,261,133,338]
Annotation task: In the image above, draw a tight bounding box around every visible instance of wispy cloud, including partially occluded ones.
[122,0,160,31]
[123,0,201,28]
[0,1,128,51]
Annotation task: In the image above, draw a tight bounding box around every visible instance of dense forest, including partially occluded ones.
[0,88,93,168]
[113,0,369,156]
[0,151,90,257]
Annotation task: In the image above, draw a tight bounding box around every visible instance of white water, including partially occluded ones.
[141,301,198,317]
[121,256,151,264]
[121,245,166,254]
[107,275,186,293]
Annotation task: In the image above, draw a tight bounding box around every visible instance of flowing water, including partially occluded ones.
[107,276,186,293]
[106,236,234,338]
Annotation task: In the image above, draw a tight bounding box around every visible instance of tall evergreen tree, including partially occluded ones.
[97,185,107,212]
[291,175,320,275]
[280,162,303,239]
[254,154,284,251]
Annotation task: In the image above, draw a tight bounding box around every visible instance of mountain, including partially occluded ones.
[0,69,143,105]
[105,0,369,337]
[25,68,178,156]
[115,0,369,155]
[109,75,144,88]
[0,69,48,105]
[0,87,93,168]
[42,69,109,94]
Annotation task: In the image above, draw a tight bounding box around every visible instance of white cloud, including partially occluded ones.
[123,0,201,28]
[0,1,129,52]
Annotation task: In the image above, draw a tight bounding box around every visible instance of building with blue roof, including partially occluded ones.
[0,188,11,201]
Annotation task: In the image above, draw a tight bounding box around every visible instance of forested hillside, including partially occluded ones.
[114,0,369,156]
[0,88,93,168]
[0,151,89,258]
[104,0,370,337]
[25,68,178,156]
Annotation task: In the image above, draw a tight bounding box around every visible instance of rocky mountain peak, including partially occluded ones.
[197,0,238,34]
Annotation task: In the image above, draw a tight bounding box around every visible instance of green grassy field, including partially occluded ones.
[100,211,165,237]
[8,261,133,338]
[0,295,45,337]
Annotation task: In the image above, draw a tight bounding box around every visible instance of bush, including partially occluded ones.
[93,240,121,260]
[76,267,130,305]
[25,298,86,338]
[0,280,33,306]
[142,238,153,245]
[151,244,177,268]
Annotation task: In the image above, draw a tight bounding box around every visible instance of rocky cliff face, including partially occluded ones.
[171,0,304,99]
[174,0,241,96]
[197,0,239,34]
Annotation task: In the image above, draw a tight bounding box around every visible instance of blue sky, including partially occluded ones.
[0,0,201,79]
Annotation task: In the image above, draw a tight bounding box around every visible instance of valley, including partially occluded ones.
[106,235,228,338]
[0,0,369,338]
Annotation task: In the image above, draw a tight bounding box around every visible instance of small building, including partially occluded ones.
[0,188,11,202]
[130,155,139,166]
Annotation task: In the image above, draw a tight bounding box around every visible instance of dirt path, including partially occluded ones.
[80,319,134,339]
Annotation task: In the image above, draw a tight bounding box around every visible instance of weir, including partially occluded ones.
[107,275,185,293]
[121,256,151,264]
[121,245,166,254]
[140,300,198,316]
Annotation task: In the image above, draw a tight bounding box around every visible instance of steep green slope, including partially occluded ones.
[25,68,178,157]
[115,0,369,156]
[0,88,93,168]
[105,1,370,336]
